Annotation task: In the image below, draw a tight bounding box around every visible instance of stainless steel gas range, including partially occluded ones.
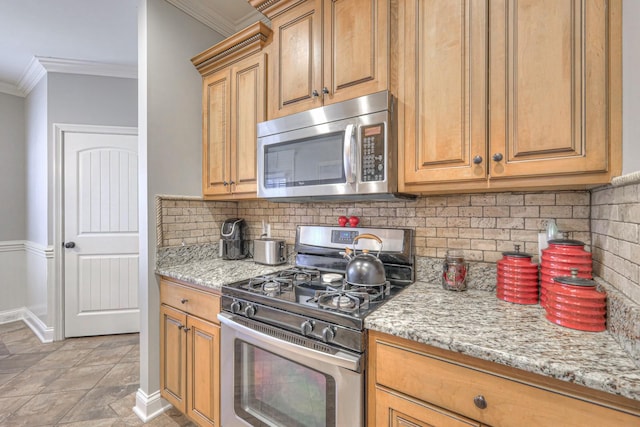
[218,225,414,427]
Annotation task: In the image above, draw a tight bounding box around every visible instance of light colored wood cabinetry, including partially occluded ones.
[253,0,390,119]
[192,22,271,199]
[160,277,221,427]
[368,331,640,427]
[400,0,621,194]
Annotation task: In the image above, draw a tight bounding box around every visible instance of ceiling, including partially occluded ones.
[0,0,263,97]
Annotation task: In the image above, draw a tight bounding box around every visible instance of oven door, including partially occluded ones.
[218,313,364,427]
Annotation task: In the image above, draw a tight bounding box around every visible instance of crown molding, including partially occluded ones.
[166,0,267,37]
[36,57,137,79]
[17,56,47,97]
[8,56,137,97]
[0,81,24,97]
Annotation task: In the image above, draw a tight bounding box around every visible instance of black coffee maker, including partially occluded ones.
[219,218,248,260]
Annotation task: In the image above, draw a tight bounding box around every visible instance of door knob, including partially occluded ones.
[64,242,76,249]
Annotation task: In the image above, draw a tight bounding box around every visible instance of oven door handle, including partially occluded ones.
[218,312,362,372]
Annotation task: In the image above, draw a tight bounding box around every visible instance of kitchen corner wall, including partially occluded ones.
[591,175,640,305]
[158,190,591,263]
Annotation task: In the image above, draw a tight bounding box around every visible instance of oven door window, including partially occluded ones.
[264,132,345,188]
[234,339,336,427]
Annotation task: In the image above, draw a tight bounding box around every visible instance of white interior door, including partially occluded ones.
[64,130,139,337]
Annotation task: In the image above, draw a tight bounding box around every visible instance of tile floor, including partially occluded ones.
[0,321,195,426]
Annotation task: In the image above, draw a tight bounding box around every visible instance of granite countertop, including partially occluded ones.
[156,258,289,291]
[365,281,640,403]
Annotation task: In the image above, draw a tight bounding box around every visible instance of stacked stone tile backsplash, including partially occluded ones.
[158,190,591,263]
[590,174,640,364]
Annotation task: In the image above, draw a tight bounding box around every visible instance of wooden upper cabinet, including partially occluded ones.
[488,0,619,186]
[259,0,390,119]
[193,22,271,199]
[202,69,231,196]
[400,0,621,194]
[270,0,323,118]
[401,0,488,191]
[323,0,389,105]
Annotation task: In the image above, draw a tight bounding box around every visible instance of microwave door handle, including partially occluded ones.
[343,124,356,184]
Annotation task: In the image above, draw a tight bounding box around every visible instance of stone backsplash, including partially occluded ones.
[158,190,592,263]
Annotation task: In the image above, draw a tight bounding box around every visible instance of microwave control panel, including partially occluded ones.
[361,124,385,182]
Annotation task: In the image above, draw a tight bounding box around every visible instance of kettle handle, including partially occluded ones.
[352,233,383,257]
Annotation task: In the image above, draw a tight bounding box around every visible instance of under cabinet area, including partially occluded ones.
[399,0,622,194]
[367,331,640,427]
[160,277,221,427]
[255,0,391,119]
[192,22,271,199]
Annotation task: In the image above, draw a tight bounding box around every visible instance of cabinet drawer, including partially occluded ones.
[160,279,220,324]
[374,336,638,427]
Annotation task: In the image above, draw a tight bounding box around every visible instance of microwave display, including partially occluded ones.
[264,132,346,188]
[361,124,385,182]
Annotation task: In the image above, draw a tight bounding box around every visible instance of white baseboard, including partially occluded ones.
[0,307,27,325]
[133,389,172,422]
[0,307,54,343]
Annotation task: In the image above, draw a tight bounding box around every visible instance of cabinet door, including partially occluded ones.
[401,0,488,191]
[322,0,388,105]
[269,0,323,119]
[160,304,187,413]
[203,69,232,196]
[230,53,266,196]
[375,388,481,427]
[489,0,610,181]
[186,315,220,427]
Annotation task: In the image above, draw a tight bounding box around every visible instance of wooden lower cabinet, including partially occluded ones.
[368,331,640,427]
[160,278,220,427]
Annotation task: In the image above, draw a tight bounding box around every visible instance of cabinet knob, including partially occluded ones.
[229,180,235,185]
[473,395,488,409]
[473,155,483,165]
[223,181,228,186]
[322,87,329,95]
[177,324,184,330]
[180,298,188,304]
[312,89,320,97]
[492,153,504,162]
[183,327,191,333]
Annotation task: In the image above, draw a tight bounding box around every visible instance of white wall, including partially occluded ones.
[25,78,49,246]
[622,0,640,174]
[137,0,223,418]
[0,92,26,241]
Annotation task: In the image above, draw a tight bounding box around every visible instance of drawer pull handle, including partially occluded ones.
[180,298,188,304]
[473,395,488,409]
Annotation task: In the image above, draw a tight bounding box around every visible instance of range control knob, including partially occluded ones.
[244,305,256,318]
[230,301,241,314]
[301,320,314,336]
[322,326,335,343]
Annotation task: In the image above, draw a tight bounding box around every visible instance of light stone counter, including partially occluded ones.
[156,258,289,291]
[365,281,640,403]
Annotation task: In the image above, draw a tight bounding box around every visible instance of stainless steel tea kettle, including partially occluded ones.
[343,234,387,286]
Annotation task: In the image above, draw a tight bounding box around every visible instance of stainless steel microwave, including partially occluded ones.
[256,91,415,202]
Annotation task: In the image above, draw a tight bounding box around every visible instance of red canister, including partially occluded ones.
[496,245,539,304]
[544,269,606,332]
[539,236,593,308]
